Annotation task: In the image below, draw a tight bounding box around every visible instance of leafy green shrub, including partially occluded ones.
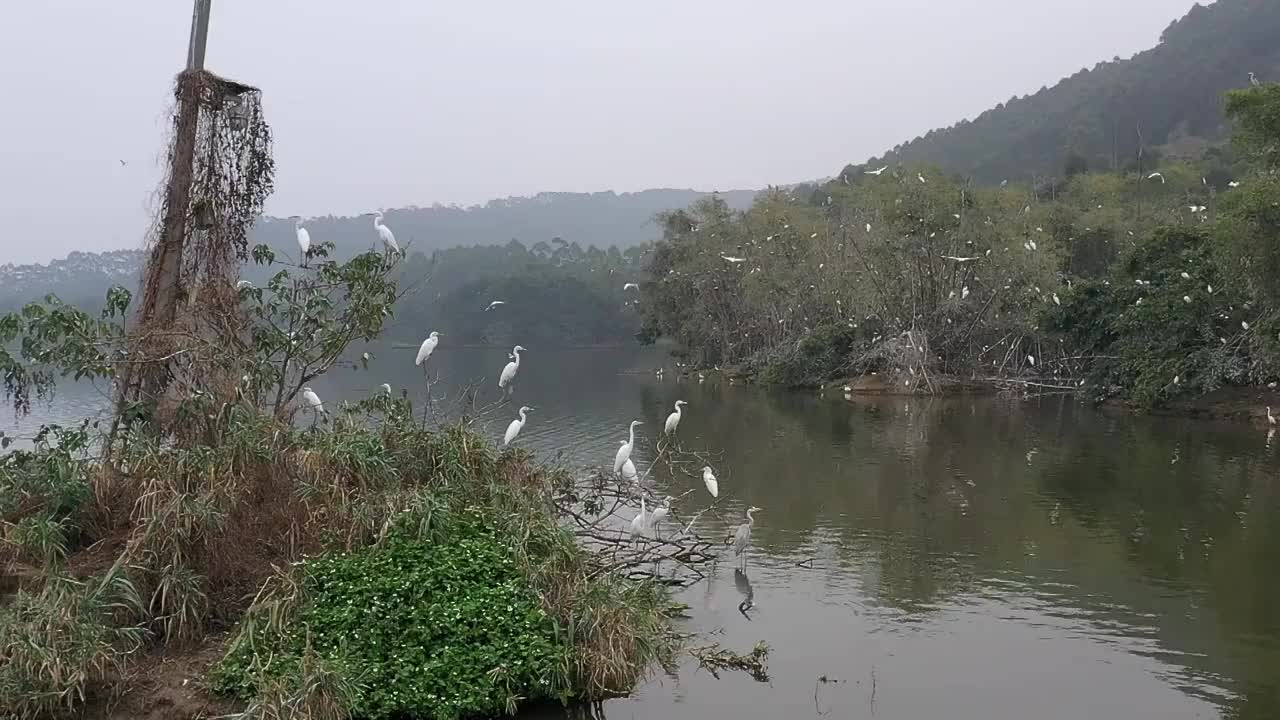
[0,423,93,569]
[214,513,570,720]
[758,323,861,387]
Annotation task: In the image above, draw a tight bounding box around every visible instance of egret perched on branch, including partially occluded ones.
[301,387,325,416]
[703,466,719,498]
[619,444,638,481]
[485,300,506,311]
[629,497,648,540]
[649,496,671,536]
[416,331,440,366]
[1250,71,1262,87]
[614,420,643,474]
[865,165,888,176]
[664,400,687,435]
[504,406,532,446]
[293,217,311,261]
[499,345,526,393]
[379,383,392,395]
[623,282,640,291]
[372,212,400,255]
[732,506,761,568]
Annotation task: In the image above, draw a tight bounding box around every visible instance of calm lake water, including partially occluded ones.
[7,347,1279,719]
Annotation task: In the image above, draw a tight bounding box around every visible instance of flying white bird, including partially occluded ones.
[614,420,643,474]
[664,400,688,434]
[301,387,325,415]
[294,217,311,261]
[702,466,719,498]
[941,255,980,262]
[865,165,888,176]
[373,212,400,255]
[485,300,506,311]
[1147,172,1165,184]
[503,406,532,446]
[721,255,747,263]
[415,331,440,366]
[1250,71,1262,87]
[499,345,526,391]
[623,282,640,291]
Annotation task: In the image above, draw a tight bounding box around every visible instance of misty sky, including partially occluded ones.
[0,0,1202,266]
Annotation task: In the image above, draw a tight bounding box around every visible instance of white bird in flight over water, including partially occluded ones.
[664,400,687,435]
[619,443,638,481]
[504,406,532,446]
[732,506,761,567]
[294,217,311,261]
[416,331,440,366]
[485,300,506,311]
[614,420,643,474]
[865,165,888,176]
[702,466,719,498]
[301,387,325,415]
[373,212,400,255]
[499,345,525,391]
[1147,172,1165,184]
[623,282,640,291]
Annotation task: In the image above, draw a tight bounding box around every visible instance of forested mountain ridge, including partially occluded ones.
[852,0,1280,183]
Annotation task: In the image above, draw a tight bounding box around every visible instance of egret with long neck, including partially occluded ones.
[664,400,688,435]
[613,420,642,474]
[499,345,525,395]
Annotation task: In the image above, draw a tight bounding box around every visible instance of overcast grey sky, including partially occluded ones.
[0,0,1202,265]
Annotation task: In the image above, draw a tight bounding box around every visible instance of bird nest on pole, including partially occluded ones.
[113,69,275,442]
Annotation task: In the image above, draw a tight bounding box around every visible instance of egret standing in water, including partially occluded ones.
[702,466,719,498]
[614,420,643,475]
[619,442,638,481]
[504,406,533,446]
[293,216,311,263]
[664,400,688,435]
[629,496,648,540]
[372,212,400,255]
[1268,406,1276,426]
[732,506,761,569]
[416,331,440,366]
[499,345,526,395]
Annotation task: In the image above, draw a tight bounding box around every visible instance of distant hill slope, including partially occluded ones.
[853,0,1280,183]
[0,188,754,311]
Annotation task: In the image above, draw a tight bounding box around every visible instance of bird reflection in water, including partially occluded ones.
[734,568,755,618]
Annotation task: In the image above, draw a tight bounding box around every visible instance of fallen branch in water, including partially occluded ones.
[689,641,770,682]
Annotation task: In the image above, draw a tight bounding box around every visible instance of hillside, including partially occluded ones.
[0,188,753,312]
[852,0,1280,183]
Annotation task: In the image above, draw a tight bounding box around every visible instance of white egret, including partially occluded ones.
[1181,271,1192,280]
[865,165,888,176]
[379,383,392,395]
[236,280,253,290]
[1228,181,1241,188]
[664,400,688,435]
[613,420,643,474]
[702,466,719,498]
[623,282,640,291]
[1053,293,1061,306]
[485,300,506,311]
[1147,172,1165,184]
[1243,321,1251,330]
[1267,406,1276,426]
[416,331,441,366]
[1250,71,1262,87]
[721,255,747,263]
[917,173,927,183]
[732,506,761,568]
[649,496,671,536]
[373,212,400,255]
[865,223,871,233]
[619,445,638,482]
[301,387,325,415]
[499,345,526,392]
[294,217,311,260]
[961,286,970,300]
[1183,295,1192,303]
[629,497,648,540]
[503,406,532,446]
[1027,355,1036,366]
